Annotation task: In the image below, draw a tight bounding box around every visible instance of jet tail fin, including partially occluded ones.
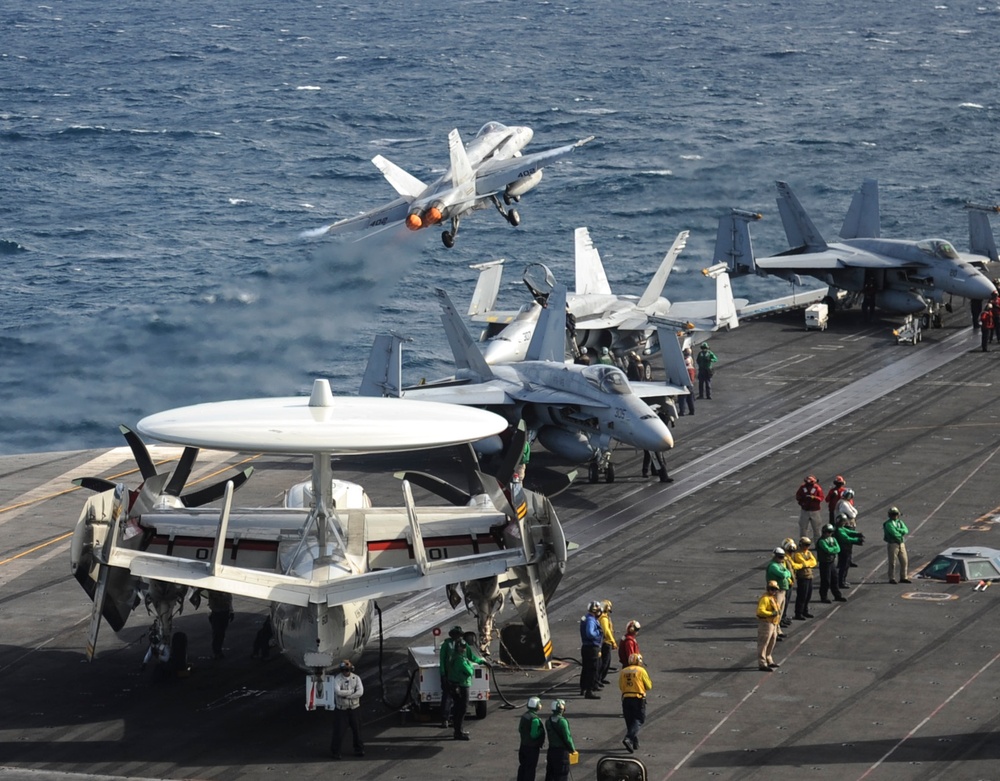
[468,260,506,316]
[371,155,427,201]
[651,325,692,389]
[840,178,881,239]
[448,128,474,186]
[715,209,762,275]
[435,288,495,380]
[967,204,1000,262]
[574,227,612,295]
[360,333,406,397]
[775,181,828,250]
[637,230,688,308]
[704,263,739,330]
[524,284,568,362]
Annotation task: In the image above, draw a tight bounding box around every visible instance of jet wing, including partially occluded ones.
[755,249,922,270]
[302,197,412,238]
[629,380,690,399]
[401,382,514,406]
[473,136,594,197]
[573,311,633,330]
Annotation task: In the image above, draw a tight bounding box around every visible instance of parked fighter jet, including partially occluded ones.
[361,285,691,483]
[717,179,997,319]
[70,382,566,705]
[468,227,744,366]
[302,122,593,248]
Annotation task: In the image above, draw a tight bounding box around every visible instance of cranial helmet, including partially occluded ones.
[844,488,855,499]
[782,538,797,552]
[339,660,354,672]
[601,599,613,613]
[834,475,845,485]
[449,625,464,638]
[799,536,812,546]
[627,620,641,634]
[888,506,900,518]
[628,653,643,665]
[588,600,602,614]
[767,580,779,590]
[527,696,541,711]
[773,547,786,556]
[601,347,610,355]
[551,699,566,713]
[823,524,835,533]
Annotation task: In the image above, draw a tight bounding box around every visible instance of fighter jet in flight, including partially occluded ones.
[717,179,997,320]
[302,122,593,248]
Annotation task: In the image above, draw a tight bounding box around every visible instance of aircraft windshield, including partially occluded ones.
[917,239,959,260]
[476,121,507,137]
[582,365,632,395]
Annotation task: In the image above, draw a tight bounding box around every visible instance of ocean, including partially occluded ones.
[2,0,998,455]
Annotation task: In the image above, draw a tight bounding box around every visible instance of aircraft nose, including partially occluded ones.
[518,126,534,145]
[966,271,998,299]
[631,408,674,451]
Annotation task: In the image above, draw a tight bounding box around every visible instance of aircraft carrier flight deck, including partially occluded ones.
[3,306,1000,781]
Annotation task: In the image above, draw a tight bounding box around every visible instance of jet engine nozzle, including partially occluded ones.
[424,204,445,225]
[405,213,423,231]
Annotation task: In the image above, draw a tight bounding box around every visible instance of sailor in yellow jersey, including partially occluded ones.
[618,652,652,753]
[756,581,782,671]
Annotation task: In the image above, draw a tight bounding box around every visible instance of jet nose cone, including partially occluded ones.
[518,126,534,145]
[632,410,674,451]
[968,272,998,299]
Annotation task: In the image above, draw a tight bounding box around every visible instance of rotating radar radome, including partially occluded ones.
[136,378,507,454]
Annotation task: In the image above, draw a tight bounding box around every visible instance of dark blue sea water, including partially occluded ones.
[2,0,998,455]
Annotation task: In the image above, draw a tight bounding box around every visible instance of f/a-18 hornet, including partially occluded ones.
[468,227,743,366]
[70,383,566,708]
[302,121,593,248]
[716,179,997,321]
[361,285,691,484]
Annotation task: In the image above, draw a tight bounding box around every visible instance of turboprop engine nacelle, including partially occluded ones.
[506,170,543,200]
[876,288,927,314]
[536,426,595,464]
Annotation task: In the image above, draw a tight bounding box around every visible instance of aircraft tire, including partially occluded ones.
[642,362,653,381]
[507,209,520,227]
[606,463,615,483]
[475,701,488,719]
[442,231,455,248]
[588,463,600,483]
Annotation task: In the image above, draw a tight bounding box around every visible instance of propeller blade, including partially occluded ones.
[73,476,117,493]
[119,424,157,481]
[478,471,517,520]
[180,466,254,507]
[495,421,528,484]
[163,447,199,497]
[459,443,487,496]
[524,467,578,498]
[394,470,472,507]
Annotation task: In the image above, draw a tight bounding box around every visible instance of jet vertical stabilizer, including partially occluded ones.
[468,260,506,316]
[775,181,828,250]
[705,263,739,330]
[574,227,612,295]
[637,230,689,308]
[448,128,475,187]
[715,209,762,275]
[360,333,406,398]
[967,204,1000,262]
[650,325,692,390]
[435,288,495,381]
[524,285,569,363]
[840,178,881,239]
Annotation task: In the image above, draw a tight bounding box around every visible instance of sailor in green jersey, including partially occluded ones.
[517,696,545,781]
[544,700,576,781]
[883,506,911,584]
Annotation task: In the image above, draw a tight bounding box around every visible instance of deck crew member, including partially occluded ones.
[795,474,825,539]
[517,696,545,781]
[597,599,617,684]
[816,525,847,603]
[579,601,603,699]
[883,506,911,584]
[791,537,817,620]
[826,475,846,525]
[619,652,652,752]
[756,581,782,671]
[330,660,365,758]
[544,700,576,781]
[696,342,717,399]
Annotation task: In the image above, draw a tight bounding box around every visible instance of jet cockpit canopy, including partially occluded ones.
[917,239,959,260]
[583,365,632,396]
